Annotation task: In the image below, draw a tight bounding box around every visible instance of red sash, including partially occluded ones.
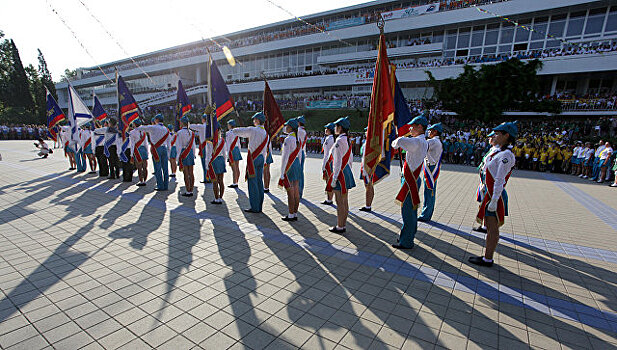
[83,137,92,151]
[133,132,146,162]
[476,168,512,227]
[245,134,268,180]
[323,154,333,181]
[207,138,226,181]
[149,129,169,162]
[395,161,423,209]
[228,136,239,162]
[325,141,352,194]
[278,138,301,189]
[198,140,207,158]
[178,131,195,168]
[64,140,69,157]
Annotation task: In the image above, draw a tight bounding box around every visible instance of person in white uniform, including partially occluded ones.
[321,122,336,205]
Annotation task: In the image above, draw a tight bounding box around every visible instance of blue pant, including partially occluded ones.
[153,146,169,190]
[248,155,265,212]
[299,151,305,198]
[76,150,86,172]
[591,157,600,180]
[200,155,207,182]
[419,165,436,221]
[399,177,421,248]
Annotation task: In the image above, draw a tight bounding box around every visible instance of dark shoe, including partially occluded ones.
[472,226,487,233]
[321,200,333,205]
[391,244,413,250]
[136,183,146,187]
[228,184,238,188]
[154,188,166,191]
[282,216,298,222]
[181,193,193,197]
[468,256,493,267]
[69,167,76,170]
[359,207,372,212]
[329,226,346,234]
[170,174,176,178]
[88,171,97,174]
[264,189,270,193]
[211,200,222,204]
[418,217,429,222]
[244,208,261,213]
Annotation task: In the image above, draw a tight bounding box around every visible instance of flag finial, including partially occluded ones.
[377,14,385,34]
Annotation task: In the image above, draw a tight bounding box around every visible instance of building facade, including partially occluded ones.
[55,0,617,116]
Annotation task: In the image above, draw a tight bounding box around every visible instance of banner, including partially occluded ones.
[305,100,348,109]
[381,3,440,21]
[326,17,366,31]
[354,70,374,84]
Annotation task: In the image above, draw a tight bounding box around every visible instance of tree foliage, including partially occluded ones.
[0,31,57,124]
[426,58,561,121]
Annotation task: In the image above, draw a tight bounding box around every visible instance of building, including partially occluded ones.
[55,0,617,117]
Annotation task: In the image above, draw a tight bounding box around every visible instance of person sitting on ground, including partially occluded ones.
[35,138,51,158]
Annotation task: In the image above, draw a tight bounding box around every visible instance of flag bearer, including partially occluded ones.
[130,120,148,186]
[418,123,444,222]
[226,119,242,188]
[279,118,302,221]
[205,129,228,204]
[296,115,307,198]
[176,116,196,196]
[326,117,355,233]
[137,114,170,191]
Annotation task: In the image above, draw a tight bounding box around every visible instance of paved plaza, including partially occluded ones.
[0,140,616,350]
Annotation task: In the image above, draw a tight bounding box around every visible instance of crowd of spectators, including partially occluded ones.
[0,125,49,141]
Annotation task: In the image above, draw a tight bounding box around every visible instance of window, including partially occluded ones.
[545,40,561,48]
[445,34,457,49]
[531,23,547,41]
[471,30,484,46]
[606,8,617,32]
[529,41,544,49]
[515,23,530,42]
[498,44,511,53]
[456,49,468,56]
[444,50,455,58]
[483,46,496,54]
[457,33,470,48]
[549,20,566,38]
[485,30,498,45]
[513,43,528,51]
[567,11,586,37]
[585,12,606,35]
[500,27,514,44]
[470,48,482,55]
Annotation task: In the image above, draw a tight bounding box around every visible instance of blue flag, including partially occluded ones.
[117,75,140,138]
[210,60,234,120]
[46,90,65,141]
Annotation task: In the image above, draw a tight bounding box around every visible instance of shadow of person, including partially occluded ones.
[0,215,100,323]
[99,177,164,230]
[236,206,388,348]
[154,190,201,323]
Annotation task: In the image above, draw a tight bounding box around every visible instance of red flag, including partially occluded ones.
[263,81,284,138]
[363,33,394,179]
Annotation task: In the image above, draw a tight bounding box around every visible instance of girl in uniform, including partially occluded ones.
[469,121,517,267]
[167,124,178,178]
[130,120,149,186]
[206,129,228,204]
[321,122,336,205]
[279,118,302,221]
[176,116,196,196]
[326,117,355,233]
[226,120,242,188]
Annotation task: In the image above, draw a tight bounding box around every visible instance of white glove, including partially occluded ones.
[487,201,498,213]
[280,175,285,181]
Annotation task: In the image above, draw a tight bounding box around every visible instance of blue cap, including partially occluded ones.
[180,116,189,124]
[487,131,496,137]
[427,122,442,133]
[408,114,428,127]
[296,115,306,125]
[227,119,236,127]
[324,122,335,131]
[334,116,350,130]
[154,114,164,122]
[167,124,174,131]
[151,117,156,124]
[252,112,266,123]
[285,118,299,129]
[133,119,142,126]
[364,127,368,132]
[492,121,518,138]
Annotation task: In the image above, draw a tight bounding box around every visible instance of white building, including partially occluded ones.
[55,0,617,116]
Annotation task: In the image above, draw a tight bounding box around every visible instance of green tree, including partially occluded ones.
[426,58,560,121]
[37,49,56,98]
[25,64,46,124]
[6,39,34,111]
[61,68,77,82]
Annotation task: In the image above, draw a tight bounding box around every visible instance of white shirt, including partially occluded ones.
[297,127,307,153]
[94,126,121,147]
[482,147,515,208]
[331,134,353,180]
[599,147,613,160]
[226,129,241,151]
[232,125,268,158]
[392,134,428,172]
[280,133,299,179]
[594,145,606,157]
[137,124,169,146]
[204,137,227,173]
[426,136,443,165]
[322,134,335,171]
[129,129,147,154]
[176,128,196,154]
[188,123,208,146]
[78,129,92,149]
[573,146,581,158]
[584,148,594,160]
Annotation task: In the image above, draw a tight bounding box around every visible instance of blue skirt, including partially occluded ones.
[285,158,301,182]
[266,152,273,164]
[84,145,93,154]
[169,146,177,159]
[179,148,195,166]
[212,156,226,174]
[230,147,243,161]
[333,165,356,191]
[137,146,148,160]
[65,145,75,154]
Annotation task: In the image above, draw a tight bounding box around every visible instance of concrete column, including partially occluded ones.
[550,76,558,96]
[577,77,590,96]
[196,66,202,84]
